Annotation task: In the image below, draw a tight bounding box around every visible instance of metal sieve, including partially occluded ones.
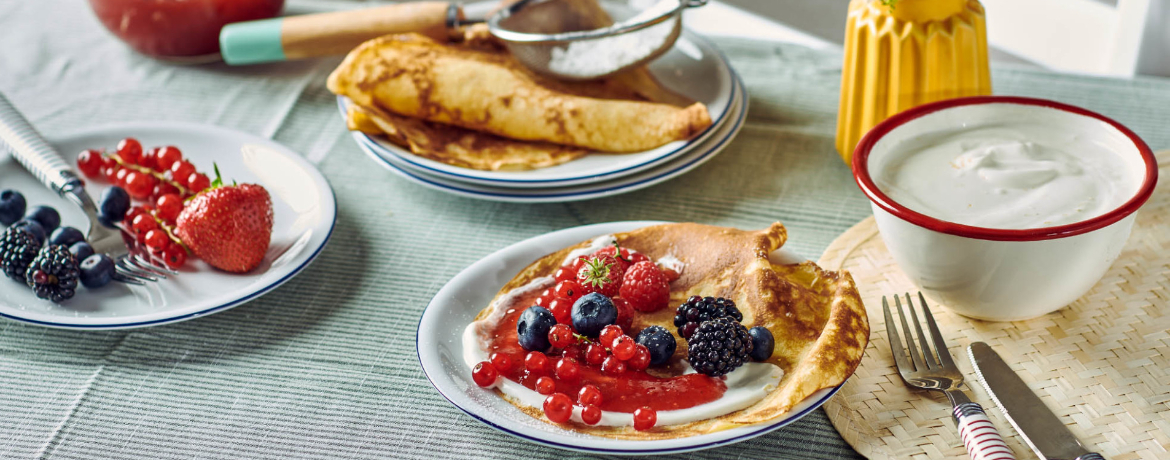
[487,0,708,80]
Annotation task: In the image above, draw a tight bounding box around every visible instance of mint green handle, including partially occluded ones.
[220,18,287,65]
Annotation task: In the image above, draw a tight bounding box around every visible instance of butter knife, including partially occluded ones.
[967,342,1105,460]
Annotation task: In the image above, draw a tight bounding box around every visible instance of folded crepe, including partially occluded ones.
[327,34,712,154]
[476,223,870,439]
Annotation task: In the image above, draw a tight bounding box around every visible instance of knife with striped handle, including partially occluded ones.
[968,342,1106,460]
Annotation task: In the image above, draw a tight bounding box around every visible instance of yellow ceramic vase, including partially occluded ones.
[835,0,991,164]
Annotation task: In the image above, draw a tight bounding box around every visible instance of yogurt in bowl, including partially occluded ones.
[853,96,1158,321]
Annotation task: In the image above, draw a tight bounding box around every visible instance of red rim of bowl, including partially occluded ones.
[852,96,1158,242]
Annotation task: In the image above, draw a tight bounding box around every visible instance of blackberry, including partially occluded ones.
[686,317,754,377]
[0,226,41,281]
[673,296,743,340]
[25,245,80,302]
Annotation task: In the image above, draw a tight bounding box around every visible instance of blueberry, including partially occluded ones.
[635,325,677,366]
[516,306,557,351]
[571,293,617,338]
[748,326,775,362]
[13,219,45,245]
[24,205,60,233]
[70,242,94,261]
[79,254,115,289]
[0,189,26,225]
[50,226,85,247]
[98,186,131,223]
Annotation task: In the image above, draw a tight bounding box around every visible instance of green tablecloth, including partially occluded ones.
[4,1,1170,458]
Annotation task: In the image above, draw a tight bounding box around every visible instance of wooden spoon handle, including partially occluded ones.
[221,2,459,65]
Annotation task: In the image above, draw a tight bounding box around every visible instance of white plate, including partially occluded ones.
[0,122,336,329]
[417,221,841,455]
[355,75,746,203]
[347,31,736,188]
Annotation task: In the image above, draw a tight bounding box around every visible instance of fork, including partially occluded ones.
[884,292,1015,460]
[0,93,174,284]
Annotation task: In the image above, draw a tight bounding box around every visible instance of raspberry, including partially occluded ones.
[633,407,657,431]
[576,255,624,297]
[620,261,670,312]
[472,361,498,387]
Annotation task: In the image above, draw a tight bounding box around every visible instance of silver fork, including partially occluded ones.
[884,292,1016,460]
[0,93,174,284]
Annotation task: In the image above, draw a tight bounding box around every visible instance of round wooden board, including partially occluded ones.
[818,151,1170,459]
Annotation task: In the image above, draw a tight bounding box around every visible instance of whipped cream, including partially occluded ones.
[873,122,1140,229]
[463,276,783,428]
[562,235,617,265]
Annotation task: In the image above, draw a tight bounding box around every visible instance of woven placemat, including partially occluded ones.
[818,151,1170,460]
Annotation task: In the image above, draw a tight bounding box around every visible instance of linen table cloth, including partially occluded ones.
[3,1,1169,458]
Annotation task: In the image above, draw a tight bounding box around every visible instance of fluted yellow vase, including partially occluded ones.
[835,0,991,164]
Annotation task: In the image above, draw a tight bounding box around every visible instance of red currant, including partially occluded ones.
[554,280,583,301]
[156,194,183,222]
[535,376,556,395]
[561,344,584,362]
[577,384,602,406]
[156,146,182,171]
[103,165,120,182]
[472,361,498,387]
[123,206,149,226]
[580,404,602,425]
[131,214,159,234]
[76,149,104,177]
[633,406,657,431]
[116,137,142,165]
[542,393,573,423]
[114,168,130,186]
[186,172,210,193]
[170,160,195,183]
[548,297,572,325]
[162,244,186,269]
[525,351,549,374]
[144,229,169,250]
[125,172,156,200]
[628,344,651,371]
[612,335,635,361]
[489,352,513,373]
[613,297,634,331]
[140,147,159,171]
[601,355,625,375]
[548,324,574,348]
[554,266,576,283]
[599,325,624,349]
[153,180,180,199]
[555,357,579,381]
[585,343,607,366]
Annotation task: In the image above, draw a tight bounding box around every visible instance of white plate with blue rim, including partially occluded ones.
[416,221,841,455]
[343,29,737,188]
[353,75,746,203]
[0,122,336,329]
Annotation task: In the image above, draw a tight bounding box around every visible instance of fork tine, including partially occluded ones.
[894,294,926,372]
[905,293,939,369]
[112,271,147,285]
[883,297,912,374]
[116,258,159,281]
[127,254,170,278]
[918,292,956,370]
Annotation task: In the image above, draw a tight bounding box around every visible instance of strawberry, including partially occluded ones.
[576,255,624,297]
[175,166,272,273]
[619,261,670,312]
[593,242,649,273]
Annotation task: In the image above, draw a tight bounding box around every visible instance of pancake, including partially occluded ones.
[475,222,869,439]
[327,34,712,153]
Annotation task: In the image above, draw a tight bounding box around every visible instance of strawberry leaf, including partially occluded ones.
[580,258,613,288]
[210,163,224,189]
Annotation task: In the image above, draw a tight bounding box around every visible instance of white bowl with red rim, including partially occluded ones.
[852,96,1159,321]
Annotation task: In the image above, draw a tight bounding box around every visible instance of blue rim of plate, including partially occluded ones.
[354,70,746,202]
[342,33,738,186]
[0,123,338,330]
[415,221,845,455]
